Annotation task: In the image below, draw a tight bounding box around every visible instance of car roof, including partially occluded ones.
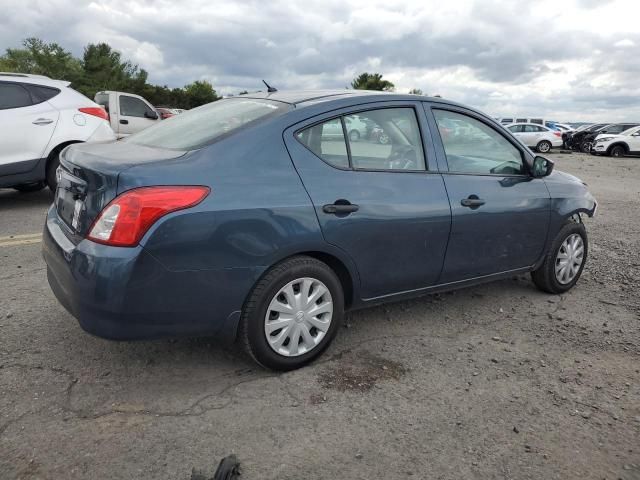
[506,122,549,127]
[0,73,71,88]
[236,89,447,107]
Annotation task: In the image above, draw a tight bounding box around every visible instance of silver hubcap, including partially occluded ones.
[555,234,584,284]
[264,277,333,357]
[539,142,550,152]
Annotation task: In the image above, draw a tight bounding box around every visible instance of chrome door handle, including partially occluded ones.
[33,118,53,125]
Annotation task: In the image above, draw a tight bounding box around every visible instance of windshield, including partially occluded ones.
[125,98,288,150]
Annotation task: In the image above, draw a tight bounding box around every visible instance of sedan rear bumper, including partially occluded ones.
[43,206,250,341]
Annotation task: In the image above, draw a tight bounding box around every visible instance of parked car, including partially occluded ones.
[505,123,562,153]
[579,123,640,153]
[155,107,175,120]
[565,123,608,150]
[591,125,640,157]
[0,73,115,192]
[94,91,160,138]
[42,91,596,370]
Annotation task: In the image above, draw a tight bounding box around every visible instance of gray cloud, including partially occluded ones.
[1,0,639,121]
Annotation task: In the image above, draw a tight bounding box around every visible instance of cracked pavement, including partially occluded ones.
[1,152,639,479]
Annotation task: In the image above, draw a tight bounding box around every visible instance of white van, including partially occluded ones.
[499,117,546,126]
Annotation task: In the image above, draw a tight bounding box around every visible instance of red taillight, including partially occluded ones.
[79,107,109,121]
[553,131,562,137]
[87,186,210,247]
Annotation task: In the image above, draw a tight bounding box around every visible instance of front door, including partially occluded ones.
[426,106,551,283]
[117,93,158,136]
[284,103,451,300]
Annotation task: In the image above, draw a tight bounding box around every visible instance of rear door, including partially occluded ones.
[284,102,451,300]
[117,93,159,136]
[0,81,59,173]
[424,105,550,282]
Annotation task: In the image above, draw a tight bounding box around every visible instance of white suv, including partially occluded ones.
[592,125,640,157]
[0,73,116,192]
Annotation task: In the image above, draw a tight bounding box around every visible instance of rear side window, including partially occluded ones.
[126,98,287,150]
[119,95,154,118]
[296,107,426,171]
[0,83,32,109]
[25,84,60,103]
[508,125,523,133]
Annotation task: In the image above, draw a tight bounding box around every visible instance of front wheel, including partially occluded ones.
[581,142,592,153]
[349,129,360,141]
[239,256,344,371]
[536,140,552,153]
[531,222,588,294]
[609,145,625,157]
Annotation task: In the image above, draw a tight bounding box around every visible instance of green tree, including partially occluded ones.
[183,80,219,108]
[1,37,220,109]
[0,37,82,83]
[75,43,147,97]
[350,72,395,91]
[408,88,423,95]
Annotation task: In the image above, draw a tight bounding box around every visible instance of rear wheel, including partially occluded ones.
[13,182,46,193]
[531,221,588,294]
[609,145,626,157]
[349,129,360,141]
[45,151,61,191]
[239,256,344,371]
[536,140,552,153]
[581,141,592,153]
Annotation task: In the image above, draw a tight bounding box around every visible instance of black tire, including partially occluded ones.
[13,182,46,193]
[609,145,626,157]
[239,255,344,371]
[580,142,592,153]
[45,150,61,191]
[531,221,588,294]
[536,140,552,153]
[348,129,360,141]
[378,133,390,145]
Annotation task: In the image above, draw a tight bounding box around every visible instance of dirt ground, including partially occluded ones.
[0,152,638,480]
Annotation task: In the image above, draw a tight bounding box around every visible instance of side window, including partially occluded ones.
[508,125,523,133]
[296,118,349,169]
[24,84,60,103]
[433,109,525,175]
[0,83,33,110]
[345,108,426,170]
[523,125,538,133]
[119,95,154,118]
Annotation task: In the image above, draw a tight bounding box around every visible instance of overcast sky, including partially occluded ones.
[2,0,639,121]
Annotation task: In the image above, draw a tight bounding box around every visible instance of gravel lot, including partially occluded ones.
[1,152,638,480]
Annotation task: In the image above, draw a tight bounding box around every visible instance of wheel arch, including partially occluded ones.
[46,140,83,170]
[606,142,629,155]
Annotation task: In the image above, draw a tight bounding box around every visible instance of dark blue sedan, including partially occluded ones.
[43,90,597,370]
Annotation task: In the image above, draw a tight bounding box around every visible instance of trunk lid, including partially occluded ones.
[55,141,185,240]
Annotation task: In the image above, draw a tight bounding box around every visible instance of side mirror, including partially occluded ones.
[532,156,554,178]
[145,110,159,120]
[632,132,640,137]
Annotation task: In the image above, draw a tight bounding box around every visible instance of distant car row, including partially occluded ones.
[563,122,640,156]
[496,117,640,157]
[0,73,185,192]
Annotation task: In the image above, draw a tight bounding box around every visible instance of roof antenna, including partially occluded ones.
[262,80,277,93]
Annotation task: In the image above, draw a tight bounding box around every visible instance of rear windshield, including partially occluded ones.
[125,98,288,150]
